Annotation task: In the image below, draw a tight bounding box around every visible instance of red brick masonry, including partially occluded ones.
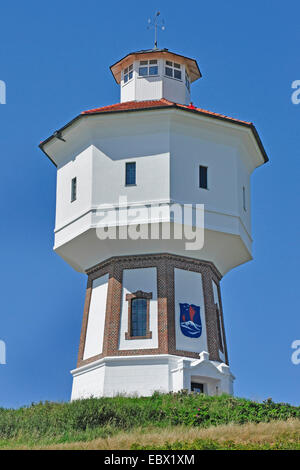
[76,253,229,368]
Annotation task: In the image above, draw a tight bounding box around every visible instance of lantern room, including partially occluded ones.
[110,49,202,105]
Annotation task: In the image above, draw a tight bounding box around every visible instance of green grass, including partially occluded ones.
[0,392,299,449]
[131,438,300,451]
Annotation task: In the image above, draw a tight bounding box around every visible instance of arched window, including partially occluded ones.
[125,291,153,340]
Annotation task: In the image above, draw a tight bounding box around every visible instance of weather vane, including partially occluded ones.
[147,11,165,49]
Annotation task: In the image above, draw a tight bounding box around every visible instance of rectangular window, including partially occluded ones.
[149,65,158,75]
[164,61,182,80]
[138,60,158,77]
[131,298,147,337]
[199,166,208,189]
[138,66,148,76]
[125,291,153,340]
[71,177,77,202]
[174,69,181,80]
[165,66,173,77]
[191,382,204,394]
[123,64,133,83]
[243,186,246,211]
[125,162,136,185]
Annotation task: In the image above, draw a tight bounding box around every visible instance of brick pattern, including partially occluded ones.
[76,253,229,368]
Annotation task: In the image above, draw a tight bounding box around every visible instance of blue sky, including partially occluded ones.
[0,0,299,408]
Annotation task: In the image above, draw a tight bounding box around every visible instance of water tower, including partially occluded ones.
[40,46,268,399]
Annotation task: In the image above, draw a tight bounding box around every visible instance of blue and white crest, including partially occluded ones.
[179,303,202,338]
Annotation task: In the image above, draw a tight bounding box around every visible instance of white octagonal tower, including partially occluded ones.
[40,48,268,399]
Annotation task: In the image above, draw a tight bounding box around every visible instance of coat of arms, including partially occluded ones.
[179,303,202,338]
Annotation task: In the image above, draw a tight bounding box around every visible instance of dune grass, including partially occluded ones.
[19,419,299,450]
[0,392,299,450]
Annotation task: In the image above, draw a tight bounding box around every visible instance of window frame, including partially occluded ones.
[164,60,182,81]
[71,177,77,202]
[138,59,158,77]
[123,64,133,84]
[125,161,136,186]
[125,290,153,340]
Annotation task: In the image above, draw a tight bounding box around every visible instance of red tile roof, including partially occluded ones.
[40,99,268,165]
[81,98,252,126]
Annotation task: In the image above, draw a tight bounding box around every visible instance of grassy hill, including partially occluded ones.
[0,392,300,450]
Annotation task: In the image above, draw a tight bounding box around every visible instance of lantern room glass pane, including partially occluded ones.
[139,67,148,76]
[123,64,133,83]
[149,66,158,75]
[174,69,182,80]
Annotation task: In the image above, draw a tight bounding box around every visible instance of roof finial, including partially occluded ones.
[147,11,165,49]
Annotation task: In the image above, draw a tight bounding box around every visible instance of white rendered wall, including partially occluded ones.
[54,111,170,244]
[170,117,241,224]
[119,267,158,350]
[121,77,136,103]
[54,224,252,275]
[120,59,190,105]
[71,354,234,399]
[162,74,190,105]
[83,274,109,360]
[236,147,252,234]
[103,360,169,396]
[55,146,93,230]
[169,113,254,254]
[135,75,163,102]
[71,364,105,400]
[174,268,208,353]
[90,116,170,207]
[45,109,265,274]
